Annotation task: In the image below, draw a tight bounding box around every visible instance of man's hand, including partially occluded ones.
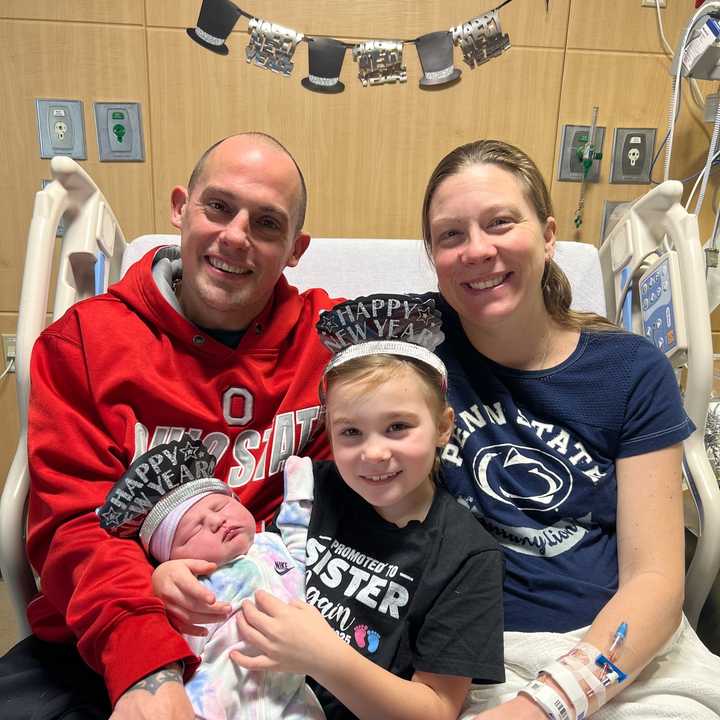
[110,664,194,720]
[231,589,341,676]
[152,558,231,635]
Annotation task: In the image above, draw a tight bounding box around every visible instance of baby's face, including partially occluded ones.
[170,493,256,564]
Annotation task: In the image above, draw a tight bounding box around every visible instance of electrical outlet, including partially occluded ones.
[35,99,86,160]
[641,0,666,8]
[2,334,16,372]
[610,128,656,184]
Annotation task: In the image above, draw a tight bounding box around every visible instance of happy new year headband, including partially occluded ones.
[316,294,448,391]
[96,437,231,551]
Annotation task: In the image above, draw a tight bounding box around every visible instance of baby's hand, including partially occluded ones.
[152,558,231,636]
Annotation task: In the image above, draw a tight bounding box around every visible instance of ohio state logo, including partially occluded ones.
[472,444,572,512]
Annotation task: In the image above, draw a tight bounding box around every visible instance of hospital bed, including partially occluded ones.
[0,156,717,642]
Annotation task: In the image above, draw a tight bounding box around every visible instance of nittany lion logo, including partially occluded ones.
[472,444,572,512]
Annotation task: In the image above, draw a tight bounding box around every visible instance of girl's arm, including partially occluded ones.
[275,456,314,571]
[231,589,470,720]
[474,443,686,720]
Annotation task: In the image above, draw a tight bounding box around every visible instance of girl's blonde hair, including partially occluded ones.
[421,139,616,333]
[322,354,452,483]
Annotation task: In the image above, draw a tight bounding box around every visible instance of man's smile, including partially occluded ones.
[207,256,251,275]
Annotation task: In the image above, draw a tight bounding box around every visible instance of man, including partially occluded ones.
[0,133,336,719]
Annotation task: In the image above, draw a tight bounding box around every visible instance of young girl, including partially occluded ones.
[223,294,506,720]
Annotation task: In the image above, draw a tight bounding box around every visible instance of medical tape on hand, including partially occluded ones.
[541,661,589,720]
[560,651,607,707]
[563,642,600,665]
[518,679,572,720]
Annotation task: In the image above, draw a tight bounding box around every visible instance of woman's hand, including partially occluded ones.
[231,589,341,676]
[151,558,231,635]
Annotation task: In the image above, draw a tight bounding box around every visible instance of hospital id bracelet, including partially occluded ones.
[518,679,572,720]
[541,661,589,720]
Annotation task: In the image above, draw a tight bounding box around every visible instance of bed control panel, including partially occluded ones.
[639,251,688,364]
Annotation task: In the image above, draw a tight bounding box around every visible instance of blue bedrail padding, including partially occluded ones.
[94,251,106,296]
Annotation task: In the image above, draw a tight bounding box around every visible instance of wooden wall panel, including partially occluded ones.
[1,0,144,24]
[147,0,570,48]
[0,20,154,313]
[568,0,699,53]
[148,28,564,237]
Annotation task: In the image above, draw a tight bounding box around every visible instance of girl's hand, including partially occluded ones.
[231,589,341,675]
[151,558,231,635]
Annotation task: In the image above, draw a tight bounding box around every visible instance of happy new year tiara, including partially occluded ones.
[316,294,448,389]
[96,437,228,548]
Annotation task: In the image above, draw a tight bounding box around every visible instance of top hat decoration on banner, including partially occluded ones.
[416,31,462,88]
[187,0,242,55]
[186,0,514,91]
[302,38,348,93]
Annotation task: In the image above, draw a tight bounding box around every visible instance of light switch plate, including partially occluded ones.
[36,99,86,159]
[610,128,656,184]
[2,334,16,371]
[558,124,605,182]
[94,102,145,162]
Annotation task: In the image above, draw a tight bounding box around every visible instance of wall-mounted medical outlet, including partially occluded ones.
[610,128,656,184]
[641,0,666,8]
[600,200,630,244]
[558,124,606,182]
[41,180,66,237]
[94,102,145,162]
[36,99,86,160]
[2,334,16,372]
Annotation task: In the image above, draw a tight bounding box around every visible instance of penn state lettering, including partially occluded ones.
[442,401,606,483]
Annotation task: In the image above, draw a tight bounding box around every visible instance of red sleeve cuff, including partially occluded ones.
[96,609,200,705]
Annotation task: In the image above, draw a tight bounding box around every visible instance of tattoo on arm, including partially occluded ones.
[126,663,183,696]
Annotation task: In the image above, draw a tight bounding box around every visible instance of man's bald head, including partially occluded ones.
[187,132,307,234]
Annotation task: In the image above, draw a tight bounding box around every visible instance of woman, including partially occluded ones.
[422,139,720,719]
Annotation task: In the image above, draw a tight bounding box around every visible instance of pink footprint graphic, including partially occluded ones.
[354,624,368,649]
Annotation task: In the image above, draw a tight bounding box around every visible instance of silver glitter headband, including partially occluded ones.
[324,339,448,391]
[139,478,232,550]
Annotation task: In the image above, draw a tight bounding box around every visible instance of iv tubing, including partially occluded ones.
[664,3,720,181]
[694,92,720,215]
